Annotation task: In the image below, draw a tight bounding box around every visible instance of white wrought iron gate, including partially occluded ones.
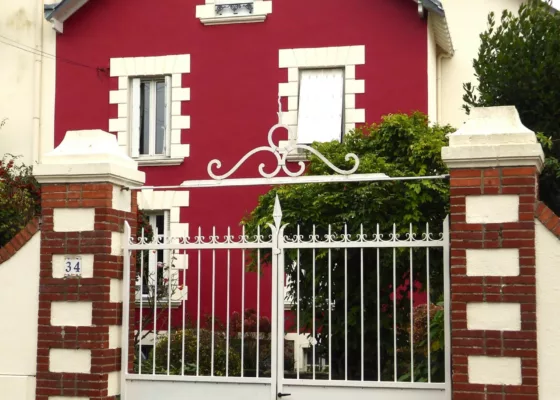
[120,113,451,400]
[120,199,450,400]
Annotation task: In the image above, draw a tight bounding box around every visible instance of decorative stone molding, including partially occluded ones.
[442,106,545,171]
[196,0,272,25]
[138,189,190,237]
[0,218,40,265]
[278,45,366,148]
[109,54,191,166]
[443,106,541,400]
[34,130,146,187]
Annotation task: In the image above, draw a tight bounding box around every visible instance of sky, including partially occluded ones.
[553,0,560,9]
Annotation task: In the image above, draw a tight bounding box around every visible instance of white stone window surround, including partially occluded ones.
[196,0,272,26]
[137,189,190,307]
[278,45,366,152]
[109,55,191,166]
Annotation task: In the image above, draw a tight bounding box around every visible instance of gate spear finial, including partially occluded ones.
[273,194,283,228]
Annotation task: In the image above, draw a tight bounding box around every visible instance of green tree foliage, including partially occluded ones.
[463,0,560,214]
[0,155,41,247]
[243,113,454,381]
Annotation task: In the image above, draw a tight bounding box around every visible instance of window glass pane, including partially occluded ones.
[155,81,166,155]
[297,69,344,144]
[155,214,165,263]
[139,82,151,155]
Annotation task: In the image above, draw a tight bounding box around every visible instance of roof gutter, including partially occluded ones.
[417,0,454,56]
[45,0,89,33]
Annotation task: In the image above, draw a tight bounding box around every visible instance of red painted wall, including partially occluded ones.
[54,0,428,330]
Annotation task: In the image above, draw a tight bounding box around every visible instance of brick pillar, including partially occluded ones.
[442,107,545,400]
[33,130,145,400]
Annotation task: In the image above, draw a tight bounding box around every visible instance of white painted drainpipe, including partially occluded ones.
[32,1,45,164]
[436,53,451,124]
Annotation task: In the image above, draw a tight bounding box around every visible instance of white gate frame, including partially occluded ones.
[120,107,451,400]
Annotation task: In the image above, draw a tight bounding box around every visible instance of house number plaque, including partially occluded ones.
[64,256,82,277]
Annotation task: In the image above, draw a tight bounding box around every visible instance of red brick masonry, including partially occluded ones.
[0,217,40,265]
[449,167,539,400]
[36,183,137,400]
[535,201,560,238]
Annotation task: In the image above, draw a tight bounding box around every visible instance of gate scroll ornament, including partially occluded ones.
[206,99,360,181]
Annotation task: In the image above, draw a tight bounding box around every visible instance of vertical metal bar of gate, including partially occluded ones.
[270,221,280,400]
[121,221,132,400]
[443,216,451,399]
[275,245,285,400]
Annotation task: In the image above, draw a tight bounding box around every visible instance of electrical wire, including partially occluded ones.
[0,34,103,71]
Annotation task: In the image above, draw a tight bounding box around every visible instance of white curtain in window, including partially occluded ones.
[131,78,141,158]
[297,69,344,144]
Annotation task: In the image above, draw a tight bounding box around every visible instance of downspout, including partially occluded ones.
[32,2,45,164]
[437,53,452,124]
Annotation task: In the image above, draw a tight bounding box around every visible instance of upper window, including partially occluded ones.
[109,54,191,166]
[196,0,272,25]
[297,69,344,144]
[216,0,254,17]
[131,77,171,159]
[277,46,366,155]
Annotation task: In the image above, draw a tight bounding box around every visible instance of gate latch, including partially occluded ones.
[278,393,291,398]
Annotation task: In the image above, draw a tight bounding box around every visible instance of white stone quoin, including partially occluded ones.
[466,249,519,277]
[53,208,95,232]
[468,356,522,385]
[465,195,519,223]
[467,303,521,331]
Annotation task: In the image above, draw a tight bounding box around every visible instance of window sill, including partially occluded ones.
[286,150,308,163]
[278,141,309,163]
[199,14,268,25]
[135,296,183,309]
[135,157,185,167]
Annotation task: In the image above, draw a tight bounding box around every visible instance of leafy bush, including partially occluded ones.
[398,301,445,382]
[0,155,40,247]
[140,328,242,376]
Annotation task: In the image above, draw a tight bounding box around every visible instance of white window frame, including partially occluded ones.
[136,190,190,307]
[136,211,171,303]
[131,77,172,159]
[196,0,272,26]
[296,68,345,145]
[109,55,191,166]
[147,211,171,275]
[278,46,366,156]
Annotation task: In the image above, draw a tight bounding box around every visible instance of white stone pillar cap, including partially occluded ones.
[442,106,545,171]
[34,130,146,187]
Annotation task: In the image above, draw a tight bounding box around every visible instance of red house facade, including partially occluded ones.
[47,0,452,363]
